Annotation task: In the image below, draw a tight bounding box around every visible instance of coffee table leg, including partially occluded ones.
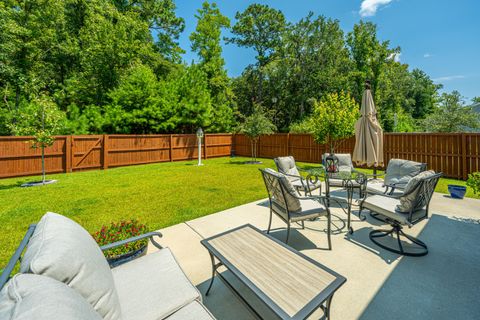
[206,252,218,296]
[347,185,353,234]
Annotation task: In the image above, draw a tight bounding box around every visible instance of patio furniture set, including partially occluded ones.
[0,154,441,320]
[264,154,442,257]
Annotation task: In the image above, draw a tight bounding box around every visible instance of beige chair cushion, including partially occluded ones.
[384,159,426,187]
[396,170,435,213]
[112,248,201,320]
[0,274,102,320]
[362,195,426,225]
[20,212,121,320]
[274,156,301,181]
[165,301,216,320]
[265,168,301,212]
[323,153,353,172]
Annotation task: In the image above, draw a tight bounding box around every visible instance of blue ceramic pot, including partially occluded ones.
[447,185,467,199]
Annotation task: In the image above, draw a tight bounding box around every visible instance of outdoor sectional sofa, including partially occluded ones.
[0,212,215,320]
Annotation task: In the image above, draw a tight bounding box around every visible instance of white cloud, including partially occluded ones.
[423,53,432,58]
[359,0,393,17]
[432,75,465,82]
[388,52,401,62]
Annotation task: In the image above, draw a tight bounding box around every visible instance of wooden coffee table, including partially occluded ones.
[201,224,346,319]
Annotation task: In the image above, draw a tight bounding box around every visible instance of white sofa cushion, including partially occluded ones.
[112,248,201,320]
[20,212,121,319]
[0,274,102,320]
[396,170,435,213]
[165,301,216,320]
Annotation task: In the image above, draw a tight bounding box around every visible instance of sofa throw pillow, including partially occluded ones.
[20,212,122,320]
[0,274,102,320]
[395,170,435,213]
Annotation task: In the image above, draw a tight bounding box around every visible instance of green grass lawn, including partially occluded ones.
[0,156,477,268]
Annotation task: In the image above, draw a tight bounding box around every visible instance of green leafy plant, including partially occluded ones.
[92,220,148,259]
[467,172,480,195]
[237,104,276,163]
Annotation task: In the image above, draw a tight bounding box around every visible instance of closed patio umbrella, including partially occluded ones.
[353,81,384,171]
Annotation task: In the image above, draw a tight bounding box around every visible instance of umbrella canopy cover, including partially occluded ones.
[353,89,384,167]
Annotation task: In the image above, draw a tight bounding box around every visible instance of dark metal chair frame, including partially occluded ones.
[0,224,163,290]
[359,172,442,257]
[273,156,323,196]
[260,168,332,250]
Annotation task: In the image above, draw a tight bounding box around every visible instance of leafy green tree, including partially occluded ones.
[227,4,286,103]
[238,104,276,163]
[408,69,442,119]
[472,97,480,104]
[190,1,234,132]
[9,95,65,184]
[293,92,359,153]
[421,91,480,132]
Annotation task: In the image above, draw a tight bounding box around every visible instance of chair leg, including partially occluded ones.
[267,210,273,234]
[327,212,332,250]
[285,222,291,244]
[369,224,428,257]
[301,221,305,229]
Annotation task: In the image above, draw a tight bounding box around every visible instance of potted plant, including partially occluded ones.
[92,220,149,267]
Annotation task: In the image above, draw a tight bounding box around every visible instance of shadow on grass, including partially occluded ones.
[0,180,28,191]
[227,160,264,165]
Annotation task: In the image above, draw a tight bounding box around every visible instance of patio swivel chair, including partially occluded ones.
[367,158,427,197]
[274,156,322,196]
[260,168,332,249]
[359,170,442,256]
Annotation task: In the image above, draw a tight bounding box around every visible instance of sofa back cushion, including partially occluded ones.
[0,274,102,320]
[396,170,435,213]
[264,168,302,213]
[20,212,121,319]
[385,159,426,188]
[274,156,300,181]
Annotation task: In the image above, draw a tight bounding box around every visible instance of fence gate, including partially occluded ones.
[71,135,104,171]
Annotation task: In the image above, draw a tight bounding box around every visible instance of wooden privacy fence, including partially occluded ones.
[0,134,232,179]
[1,133,479,180]
[233,133,480,180]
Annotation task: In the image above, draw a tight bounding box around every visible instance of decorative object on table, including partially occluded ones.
[466,172,480,195]
[259,168,332,249]
[196,127,204,166]
[447,185,467,199]
[92,219,149,267]
[324,153,339,173]
[274,156,322,196]
[360,171,442,256]
[352,80,384,175]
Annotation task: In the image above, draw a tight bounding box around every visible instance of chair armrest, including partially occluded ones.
[100,231,163,251]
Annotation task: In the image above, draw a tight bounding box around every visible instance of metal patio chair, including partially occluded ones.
[366,158,427,197]
[359,171,442,256]
[274,156,322,196]
[260,168,332,249]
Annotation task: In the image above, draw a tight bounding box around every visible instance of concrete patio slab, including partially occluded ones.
[151,191,480,320]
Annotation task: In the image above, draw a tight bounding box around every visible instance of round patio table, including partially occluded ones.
[306,168,367,234]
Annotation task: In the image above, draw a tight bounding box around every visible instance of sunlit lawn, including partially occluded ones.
[0,156,477,268]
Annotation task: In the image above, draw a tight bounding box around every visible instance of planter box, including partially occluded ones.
[448,185,467,199]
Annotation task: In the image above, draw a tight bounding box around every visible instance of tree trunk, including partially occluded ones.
[41,146,45,184]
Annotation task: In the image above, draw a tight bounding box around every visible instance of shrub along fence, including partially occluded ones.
[0,133,479,180]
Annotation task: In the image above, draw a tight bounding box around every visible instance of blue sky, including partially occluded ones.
[175,0,479,102]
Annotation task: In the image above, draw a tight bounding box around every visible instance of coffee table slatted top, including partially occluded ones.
[203,225,345,318]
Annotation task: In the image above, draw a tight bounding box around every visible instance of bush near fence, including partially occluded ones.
[0,133,479,180]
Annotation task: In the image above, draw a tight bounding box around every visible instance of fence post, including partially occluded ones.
[65,136,72,173]
[204,134,208,160]
[461,133,467,180]
[102,135,109,170]
[169,134,173,161]
[286,133,290,156]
